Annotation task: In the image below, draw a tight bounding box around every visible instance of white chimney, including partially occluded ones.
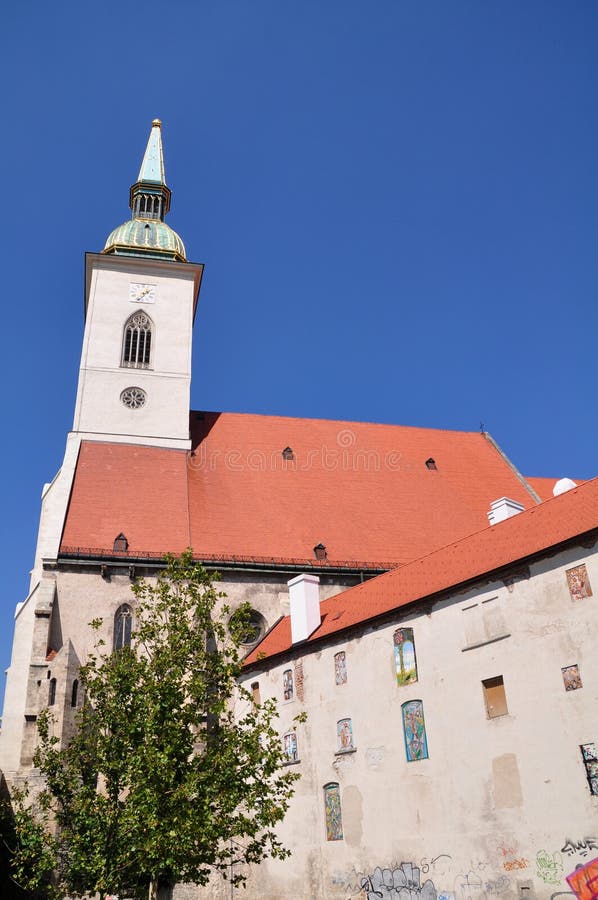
[288,573,321,644]
[487,497,525,525]
[553,477,577,497]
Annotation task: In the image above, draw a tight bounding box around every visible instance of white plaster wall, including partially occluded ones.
[233,543,598,900]
[73,256,199,448]
[0,584,39,773]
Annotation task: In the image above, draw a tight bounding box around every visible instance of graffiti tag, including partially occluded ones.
[537,851,564,886]
[566,856,598,900]
[358,863,437,899]
[562,840,598,859]
[503,859,528,872]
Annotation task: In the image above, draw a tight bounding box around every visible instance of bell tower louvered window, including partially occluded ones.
[122,311,153,369]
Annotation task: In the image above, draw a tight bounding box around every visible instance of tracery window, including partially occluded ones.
[122,311,153,369]
[114,604,133,650]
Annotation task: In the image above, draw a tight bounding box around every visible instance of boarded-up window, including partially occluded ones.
[566,565,593,602]
[401,700,429,761]
[393,627,418,686]
[251,682,261,705]
[483,676,508,718]
[463,597,508,648]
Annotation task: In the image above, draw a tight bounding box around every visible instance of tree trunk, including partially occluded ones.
[149,876,159,900]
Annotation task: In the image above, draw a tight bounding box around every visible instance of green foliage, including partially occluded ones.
[10,552,301,899]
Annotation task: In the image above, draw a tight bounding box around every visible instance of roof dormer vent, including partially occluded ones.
[553,478,577,497]
[113,533,128,552]
[314,543,327,561]
[487,498,524,526]
[282,447,294,461]
[425,457,437,470]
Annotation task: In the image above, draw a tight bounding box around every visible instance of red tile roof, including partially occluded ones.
[525,475,585,501]
[61,412,541,566]
[244,477,598,666]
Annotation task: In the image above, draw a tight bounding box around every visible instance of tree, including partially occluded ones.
[8,553,302,900]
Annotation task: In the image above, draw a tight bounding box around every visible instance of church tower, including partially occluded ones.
[72,119,203,450]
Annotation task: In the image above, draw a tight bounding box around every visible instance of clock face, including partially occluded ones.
[129,282,156,303]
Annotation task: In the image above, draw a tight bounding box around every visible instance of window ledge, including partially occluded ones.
[282,758,301,767]
[462,633,511,652]
[335,747,357,756]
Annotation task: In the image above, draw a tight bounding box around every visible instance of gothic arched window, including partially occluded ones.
[122,311,153,369]
[114,604,133,650]
[71,679,79,708]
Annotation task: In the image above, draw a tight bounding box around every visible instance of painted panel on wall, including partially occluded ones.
[283,731,298,762]
[394,628,418,686]
[562,664,583,691]
[337,718,354,752]
[402,700,428,761]
[324,782,343,841]
[283,668,294,701]
[566,564,593,602]
[580,743,598,796]
[334,651,347,685]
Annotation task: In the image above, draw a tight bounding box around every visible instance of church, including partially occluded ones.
[1,122,596,900]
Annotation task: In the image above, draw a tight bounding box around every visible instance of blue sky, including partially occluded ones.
[0,2,596,684]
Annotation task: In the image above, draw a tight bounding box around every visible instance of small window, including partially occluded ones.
[425,457,437,470]
[48,678,57,707]
[483,676,508,718]
[283,731,298,763]
[393,628,418,686]
[283,668,294,702]
[336,718,354,752]
[580,744,598,796]
[114,604,133,650]
[334,651,347,685]
[71,679,79,708]
[324,782,343,841]
[401,700,429,761]
[251,682,261,705]
[122,311,153,369]
[562,665,582,691]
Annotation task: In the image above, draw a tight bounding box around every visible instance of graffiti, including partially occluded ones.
[566,856,598,900]
[356,863,437,899]
[550,894,575,900]
[579,745,598,797]
[454,871,485,900]
[562,839,598,859]
[420,855,453,876]
[503,859,528,872]
[493,838,519,859]
[537,851,564,885]
[484,875,510,894]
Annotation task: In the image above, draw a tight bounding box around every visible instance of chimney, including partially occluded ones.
[487,497,525,525]
[288,573,321,644]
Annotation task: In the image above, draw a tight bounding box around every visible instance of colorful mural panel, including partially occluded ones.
[394,627,418,686]
[324,782,343,841]
[402,700,429,761]
[562,664,583,691]
[337,717,354,752]
[566,565,593,602]
[283,668,294,701]
[283,731,298,762]
[334,651,347,685]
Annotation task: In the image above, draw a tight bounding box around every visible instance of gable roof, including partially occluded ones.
[244,477,598,667]
[61,411,542,567]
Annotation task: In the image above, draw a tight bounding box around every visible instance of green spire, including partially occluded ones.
[137,118,166,184]
[103,119,187,262]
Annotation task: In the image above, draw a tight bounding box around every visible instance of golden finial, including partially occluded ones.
[152,118,162,127]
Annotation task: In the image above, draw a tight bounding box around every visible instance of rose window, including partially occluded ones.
[120,387,146,409]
